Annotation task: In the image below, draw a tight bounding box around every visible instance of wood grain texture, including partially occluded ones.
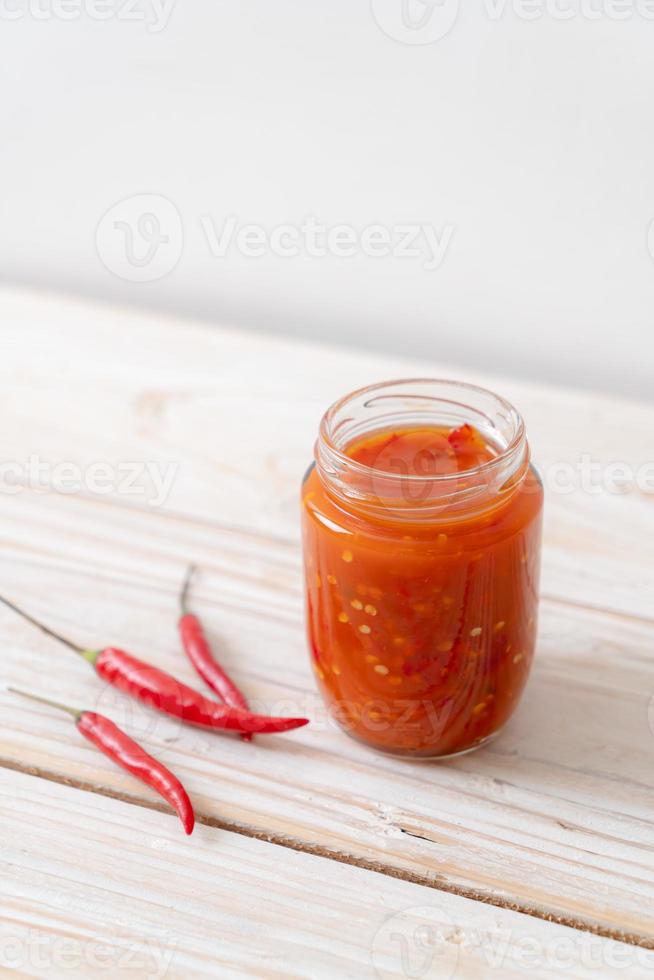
[0,287,653,961]
[3,768,653,980]
[0,471,653,940]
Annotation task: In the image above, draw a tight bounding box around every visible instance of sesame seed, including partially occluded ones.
[470,627,483,637]
[351,599,363,610]
[338,612,349,624]
[342,550,353,563]
[327,574,337,586]
[374,664,389,675]
[359,624,371,634]
[364,604,377,616]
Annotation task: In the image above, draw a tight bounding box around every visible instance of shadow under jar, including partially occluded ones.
[301,379,543,759]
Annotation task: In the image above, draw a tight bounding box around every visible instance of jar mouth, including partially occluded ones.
[316,378,529,521]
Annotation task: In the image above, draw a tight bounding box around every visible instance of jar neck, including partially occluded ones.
[315,379,530,526]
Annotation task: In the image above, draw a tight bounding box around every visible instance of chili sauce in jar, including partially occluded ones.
[301,380,543,758]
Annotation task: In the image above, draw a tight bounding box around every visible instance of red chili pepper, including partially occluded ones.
[0,595,309,736]
[9,687,195,835]
[179,566,252,741]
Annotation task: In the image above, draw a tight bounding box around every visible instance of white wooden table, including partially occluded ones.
[1,286,653,979]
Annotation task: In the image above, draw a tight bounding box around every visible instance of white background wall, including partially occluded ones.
[1,2,653,401]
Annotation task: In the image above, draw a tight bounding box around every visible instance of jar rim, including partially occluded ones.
[318,377,526,485]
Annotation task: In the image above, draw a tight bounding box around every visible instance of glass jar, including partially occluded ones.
[301,379,543,758]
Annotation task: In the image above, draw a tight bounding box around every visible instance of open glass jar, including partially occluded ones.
[301,379,543,758]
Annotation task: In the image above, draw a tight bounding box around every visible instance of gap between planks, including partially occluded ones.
[3,754,653,954]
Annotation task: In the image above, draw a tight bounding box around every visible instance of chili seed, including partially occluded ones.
[327,574,337,586]
[437,533,448,545]
[351,599,363,610]
[332,664,341,675]
[364,604,377,616]
[338,612,349,624]
[493,621,505,632]
[365,654,379,663]
[374,664,389,675]
[342,550,353,563]
[513,652,524,664]
[359,624,371,634]
[470,627,482,637]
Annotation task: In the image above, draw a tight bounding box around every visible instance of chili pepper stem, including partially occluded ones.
[179,564,197,615]
[8,687,82,721]
[0,592,99,663]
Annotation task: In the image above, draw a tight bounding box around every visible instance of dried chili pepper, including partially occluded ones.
[179,566,252,740]
[0,595,308,736]
[9,687,195,835]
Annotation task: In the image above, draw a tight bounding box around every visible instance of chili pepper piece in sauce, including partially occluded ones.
[178,566,252,741]
[9,688,195,835]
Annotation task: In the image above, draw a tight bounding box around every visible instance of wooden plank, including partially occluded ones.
[0,488,653,939]
[2,768,653,980]
[0,287,652,621]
